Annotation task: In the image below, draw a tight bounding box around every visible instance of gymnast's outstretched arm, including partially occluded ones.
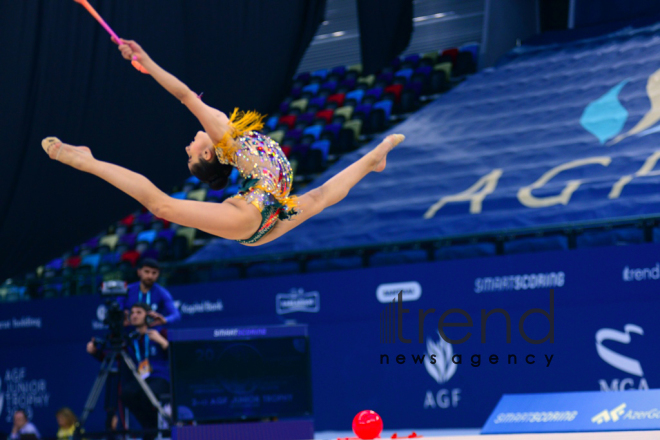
[116,39,229,145]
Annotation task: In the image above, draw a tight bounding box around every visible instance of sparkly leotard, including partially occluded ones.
[213,109,299,244]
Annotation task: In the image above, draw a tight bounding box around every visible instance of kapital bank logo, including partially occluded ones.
[596,324,649,391]
[276,288,320,314]
[376,281,421,303]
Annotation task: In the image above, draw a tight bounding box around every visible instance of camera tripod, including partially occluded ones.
[80,341,171,432]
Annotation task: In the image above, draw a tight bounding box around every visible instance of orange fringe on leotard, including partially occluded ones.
[214,108,266,160]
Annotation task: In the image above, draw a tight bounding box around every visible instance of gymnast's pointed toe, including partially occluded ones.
[42,137,62,154]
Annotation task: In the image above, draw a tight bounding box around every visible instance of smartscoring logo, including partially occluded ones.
[474,271,564,293]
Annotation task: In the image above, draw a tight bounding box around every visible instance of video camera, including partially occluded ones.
[95,280,129,349]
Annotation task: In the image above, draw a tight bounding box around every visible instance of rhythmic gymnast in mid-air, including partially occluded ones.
[42,40,405,246]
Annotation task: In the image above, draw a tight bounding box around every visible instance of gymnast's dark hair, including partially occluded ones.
[190,155,233,190]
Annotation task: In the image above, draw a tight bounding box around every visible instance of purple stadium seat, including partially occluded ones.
[322,123,342,141]
[279,102,290,114]
[285,128,303,142]
[308,96,327,111]
[354,103,373,118]
[321,81,338,93]
[137,213,154,225]
[141,248,160,260]
[119,233,137,248]
[376,72,394,84]
[46,258,63,271]
[296,72,311,83]
[297,112,316,126]
[85,237,100,249]
[364,87,384,102]
[403,54,421,67]
[340,78,356,90]
[206,189,225,201]
[101,252,120,265]
[331,66,347,77]
[157,229,176,244]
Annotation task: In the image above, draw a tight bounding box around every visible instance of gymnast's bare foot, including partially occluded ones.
[372,134,405,172]
[42,137,94,171]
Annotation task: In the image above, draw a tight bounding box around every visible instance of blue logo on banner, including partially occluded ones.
[482,389,660,434]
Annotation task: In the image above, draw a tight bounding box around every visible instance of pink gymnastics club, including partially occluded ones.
[73,0,149,74]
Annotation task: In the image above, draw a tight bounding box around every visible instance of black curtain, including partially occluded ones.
[356,0,413,75]
[0,0,325,281]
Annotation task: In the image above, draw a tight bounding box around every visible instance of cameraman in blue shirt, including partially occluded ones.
[117,259,180,327]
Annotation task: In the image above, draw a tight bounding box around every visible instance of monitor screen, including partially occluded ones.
[170,335,312,422]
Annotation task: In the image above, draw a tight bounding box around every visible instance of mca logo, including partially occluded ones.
[591,403,626,424]
[424,331,457,384]
[595,324,649,391]
[580,69,660,145]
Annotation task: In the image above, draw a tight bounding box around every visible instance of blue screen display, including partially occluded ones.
[170,336,313,422]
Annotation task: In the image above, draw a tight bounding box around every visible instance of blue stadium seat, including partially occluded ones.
[311,140,330,161]
[302,83,320,97]
[225,184,240,196]
[345,90,364,107]
[185,176,200,185]
[373,100,393,120]
[80,254,101,271]
[311,68,329,79]
[460,43,479,63]
[266,115,279,130]
[395,68,414,83]
[137,230,158,244]
[229,168,240,184]
[171,191,187,200]
[302,125,323,141]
